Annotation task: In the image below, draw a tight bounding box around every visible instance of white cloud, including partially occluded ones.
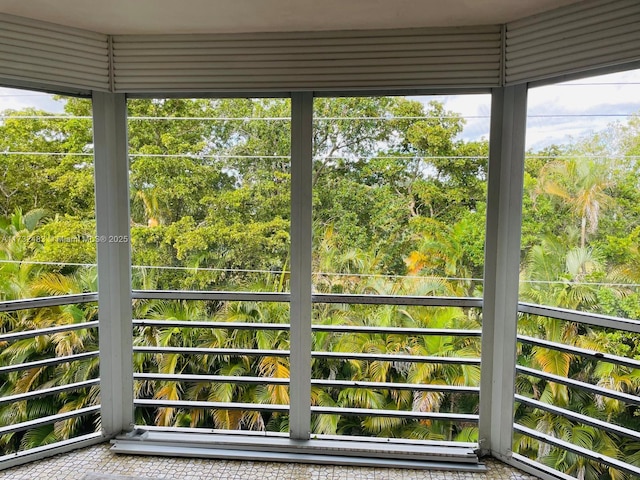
[526,70,640,150]
[0,87,65,113]
[422,69,640,151]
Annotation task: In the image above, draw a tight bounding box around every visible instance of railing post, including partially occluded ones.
[289,92,313,440]
[479,84,528,458]
[92,92,134,436]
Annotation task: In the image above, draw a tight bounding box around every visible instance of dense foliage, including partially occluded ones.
[0,95,639,478]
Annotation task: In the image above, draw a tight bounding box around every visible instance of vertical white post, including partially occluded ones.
[289,92,313,440]
[479,84,528,459]
[92,92,134,436]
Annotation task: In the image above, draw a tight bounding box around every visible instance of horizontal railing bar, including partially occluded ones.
[0,321,99,342]
[134,373,289,385]
[316,432,478,448]
[312,379,479,392]
[0,293,98,312]
[0,405,101,436]
[133,320,289,330]
[134,399,475,422]
[133,347,290,357]
[0,379,100,406]
[518,302,640,334]
[130,425,290,437]
[0,432,105,470]
[510,453,577,480]
[0,351,99,374]
[514,424,640,477]
[132,290,290,302]
[313,294,482,307]
[313,325,482,336]
[311,406,478,422]
[134,399,289,412]
[131,291,483,308]
[518,335,640,370]
[132,373,478,392]
[516,366,640,406]
[314,352,481,364]
[133,319,480,336]
[132,347,478,364]
[515,394,640,441]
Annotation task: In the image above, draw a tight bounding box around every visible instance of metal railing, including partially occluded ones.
[513,303,640,478]
[9,290,639,476]
[0,294,103,463]
[132,290,482,438]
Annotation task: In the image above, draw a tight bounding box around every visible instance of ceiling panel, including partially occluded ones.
[0,0,582,35]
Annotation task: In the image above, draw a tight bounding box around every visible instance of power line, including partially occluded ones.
[0,259,96,268]
[523,279,640,288]
[129,153,291,160]
[0,115,92,120]
[0,260,639,289]
[0,93,59,97]
[4,151,640,161]
[130,264,284,274]
[550,82,640,86]
[0,152,93,157]
[2,113,638,122]
[0,152,487,161]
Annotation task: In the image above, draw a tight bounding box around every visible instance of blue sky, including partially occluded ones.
[1,69,639,152]
[433,69,640,150]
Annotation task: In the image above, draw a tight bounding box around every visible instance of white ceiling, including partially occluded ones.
[0,0,583,35]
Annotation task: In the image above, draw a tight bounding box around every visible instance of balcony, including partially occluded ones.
[1,2,640,479]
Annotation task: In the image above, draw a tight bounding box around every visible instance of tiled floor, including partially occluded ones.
[0,444,539,480]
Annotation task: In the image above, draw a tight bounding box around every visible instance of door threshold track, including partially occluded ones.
[112,430,485,472]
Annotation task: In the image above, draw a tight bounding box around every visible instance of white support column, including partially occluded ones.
[92,92,134,437]
[479,84,528,459]
[289,92,313,440]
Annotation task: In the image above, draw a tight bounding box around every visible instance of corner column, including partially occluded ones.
[92,92,134,436]
[479,84,528,459]
[289,92,313,440]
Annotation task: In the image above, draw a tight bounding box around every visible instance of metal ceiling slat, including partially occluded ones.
[114,34,501,51]
[506,0,634,33]
[0,13,106,40]
[116,79,500,94]
[0,62,108,84]
[112,42,499,57]
[506,12,640,57]
[0,45,108,69]
[112,27,501,93]
[0,20,108,49]
[114,56,500,70]
[0,37,107,61]
[505,0,640,86]
[0,71,108,92]
[114,25,501,43]
[113,64,501,78]
[507,30,640,74]
[506,45,640,84]
[116,72,500,84]
[114,48,502,63]
[0,52,108,77]
[0,13,109,93]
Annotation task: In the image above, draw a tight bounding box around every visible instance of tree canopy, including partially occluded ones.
[0,94,639,478]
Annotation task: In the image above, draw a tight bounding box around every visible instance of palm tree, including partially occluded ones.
[535,157,613,249]
[0,208,49,302]
[0,267,99,454]
[516,233,640,478]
